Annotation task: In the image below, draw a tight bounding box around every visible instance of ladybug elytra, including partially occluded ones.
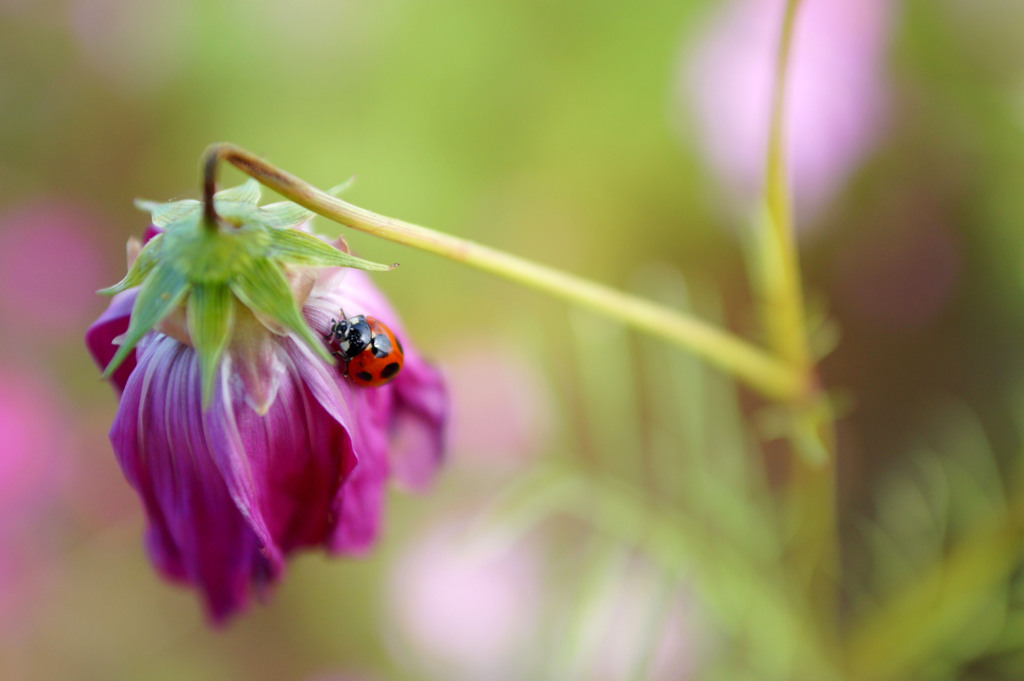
[324,311,404,388]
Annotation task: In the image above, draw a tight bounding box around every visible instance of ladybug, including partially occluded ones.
[324,310,404,387]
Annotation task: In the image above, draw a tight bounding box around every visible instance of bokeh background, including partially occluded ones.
[3,0,1024,679]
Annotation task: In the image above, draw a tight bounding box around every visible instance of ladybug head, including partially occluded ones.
[336,315,372,359]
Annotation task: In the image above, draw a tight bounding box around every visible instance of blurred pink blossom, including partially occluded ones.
[387,522,543,679]
[446,341,553,467]
[0,201,106,335]
[682,0,895,224]
[68,0,196,93]
[571,562,703,681]
[0,368,71,630]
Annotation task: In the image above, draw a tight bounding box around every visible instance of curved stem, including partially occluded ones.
[756,0,840,650]
[200,143,807,402]
[201,146,221,232]
[761,0,810,372]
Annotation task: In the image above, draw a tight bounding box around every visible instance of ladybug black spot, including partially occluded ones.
[356,371,374,382]
[380,362,401,379]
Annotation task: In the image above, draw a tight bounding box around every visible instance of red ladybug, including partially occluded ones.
[324,311,404,387]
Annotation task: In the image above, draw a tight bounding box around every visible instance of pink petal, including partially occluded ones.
[284,333,390,554]
[112,335,278,621]
[305,267,448,489]
[0,201,106,333]
[227,345,357,552]
[85,288,139,392]
[387,352,448,490]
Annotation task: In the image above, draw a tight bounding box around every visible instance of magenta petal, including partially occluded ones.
[331,396,389,555]
[111,330,367,622]
[225,346,357,552]
[329,441,388,555]
[305,267,449,489]
[86,288,139,392]
[285,335,390,554]
[112,336,279,622]
[143,224,163,242]
[388,353,448,490]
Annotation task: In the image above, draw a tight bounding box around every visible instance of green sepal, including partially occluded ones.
[115,179,393,385]
[98,233,165,295]
[228,257,334,364]
[214,178,261,204]
[135,180,262,228]
[327,178,356,196]
[135,199,202,229]
[160,213,264,285]
[102,263,191,378]
[187,283,236,406]
[258,202,316,229]
[256,178,354,229]
[268,228,394,271]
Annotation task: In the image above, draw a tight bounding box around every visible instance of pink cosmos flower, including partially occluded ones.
[446,340,553,467]
[0,200,106,336]
[387,521,544,678]
[0,369,71,631]
[86,190,447,623]
[573,561,703,681]
[683,0,895,224]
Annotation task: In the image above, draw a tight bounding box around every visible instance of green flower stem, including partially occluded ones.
[201,142,807,402]
[762,0,812,372]
[201,143,222,232]
[756,0,841,646]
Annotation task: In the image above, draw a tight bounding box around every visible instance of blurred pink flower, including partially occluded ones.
[682,0,895,223]
[572,562,703,681]
[446,341,553,466]
[0,201,106,335]
[388,522,543,678]
[87,221,447,622]
[0,369,71,630]
[68,0,196,93]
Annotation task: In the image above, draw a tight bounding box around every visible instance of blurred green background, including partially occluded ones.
[3,0,1024,679]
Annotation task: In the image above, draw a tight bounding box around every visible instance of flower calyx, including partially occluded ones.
[99,179,393,405]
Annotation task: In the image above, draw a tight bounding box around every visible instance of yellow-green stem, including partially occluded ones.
[762,0,812,371]
[200,143,806,402]
[756,0,840,646]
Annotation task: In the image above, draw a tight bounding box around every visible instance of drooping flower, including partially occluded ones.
[682,0,895,224]
[86,181,448,622]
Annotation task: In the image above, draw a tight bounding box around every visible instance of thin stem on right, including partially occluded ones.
[751,0,842,650]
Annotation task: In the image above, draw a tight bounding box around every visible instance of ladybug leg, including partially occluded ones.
[323,319,337,340]
[330,351,350,375]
